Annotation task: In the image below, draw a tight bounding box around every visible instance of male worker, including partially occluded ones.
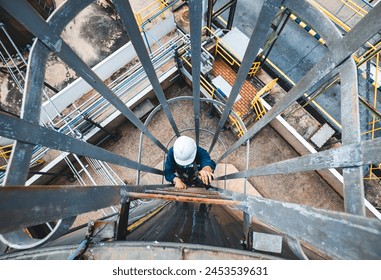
[164,136,216,189]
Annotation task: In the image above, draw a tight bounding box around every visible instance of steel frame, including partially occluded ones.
[188,0,202,145]
[206,0,238,31]
[0,0,381,259]
[1,184,380,259]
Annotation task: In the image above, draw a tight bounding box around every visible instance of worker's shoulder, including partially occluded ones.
[167,146,174,155]
[196,146,208,153]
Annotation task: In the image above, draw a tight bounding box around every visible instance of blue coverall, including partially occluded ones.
[164,146,216,185]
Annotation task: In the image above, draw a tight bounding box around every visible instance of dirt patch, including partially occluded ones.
[61,1,128,67]
[365,178,381,210]
[0,72,22,116]
[0,0,129,115]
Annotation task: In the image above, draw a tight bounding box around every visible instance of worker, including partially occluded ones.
[164,136,216,189]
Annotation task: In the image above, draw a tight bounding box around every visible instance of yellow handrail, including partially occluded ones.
[182,54,244,137]
[0,144,13,159]
[181,55,215,98]
[365,52,380,180]
[250,78,278,120]
[309,0,376,62]
[204,26,261,76]
[1,144,45,170]
[338,0,367,18]
[0,144,12,171]
[229,113,245,137]
[134,0,168,28]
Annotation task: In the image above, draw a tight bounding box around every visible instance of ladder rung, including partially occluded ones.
[125,191,239,206]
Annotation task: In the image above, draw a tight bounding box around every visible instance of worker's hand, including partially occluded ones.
[199,166,214,185]
[173,177,187,189]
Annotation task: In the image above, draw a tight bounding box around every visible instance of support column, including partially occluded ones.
[116,201,131,240]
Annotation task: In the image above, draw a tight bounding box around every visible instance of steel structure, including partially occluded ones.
[0,0,381,259]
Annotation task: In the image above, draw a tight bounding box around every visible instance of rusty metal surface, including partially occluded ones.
[0,241,284,260]
[0,0,380,259]
[339,58,365,215]
[124,187,238,205]
[1,183,381,258]
[217,136,381,179]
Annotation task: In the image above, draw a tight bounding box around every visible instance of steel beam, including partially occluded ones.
[0,184,169,234]
[339,59,365,216]
[206,0,214,35]
[0,0,167,153]
[285,236,308,260]
[122,192,240,205]
[217,2,381,162]
[0,0,88,183]
[236,195,381,259]
[0,0,100,250]
[209,0,283,153]
[0,185,121,234]
[216,136,381,180]
[212,0,236,20]
[3,41,48,185]
[2,0,88,184]
[1,184,380,259]
[112,0,180,138]
[188,0,203,145]
[116,201,131,240]
[0,113,163,175]
[226,0,237,30]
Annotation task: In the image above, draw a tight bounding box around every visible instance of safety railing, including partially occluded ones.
[202,26,266,136]
[228,112,245,137]
[0,144,45,172]
[181,54,245,138]
[134,0,168,29]
[355,40,381,72]
[363,52,380,180]
[309,0,377,66]
[337,0,368,18]
[0,144,12,170]
[181,54,215,98]
[205,26,260,77]
[182,26,276,137]
[250,78,278,121]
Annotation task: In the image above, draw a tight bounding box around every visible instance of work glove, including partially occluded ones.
[198,166,214,185]
[173,177,187,189]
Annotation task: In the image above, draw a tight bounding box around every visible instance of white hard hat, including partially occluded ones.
[173,136,197,166]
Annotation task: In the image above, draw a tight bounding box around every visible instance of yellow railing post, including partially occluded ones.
[249,62,261,76]
[134,13,142,30]
[250,78,278,121]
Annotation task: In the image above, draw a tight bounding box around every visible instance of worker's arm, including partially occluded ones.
[197,147,216,185]
[164,148,177,184]
[173,177,187,189]
[199,166,214,185]
[164,148,187,189]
